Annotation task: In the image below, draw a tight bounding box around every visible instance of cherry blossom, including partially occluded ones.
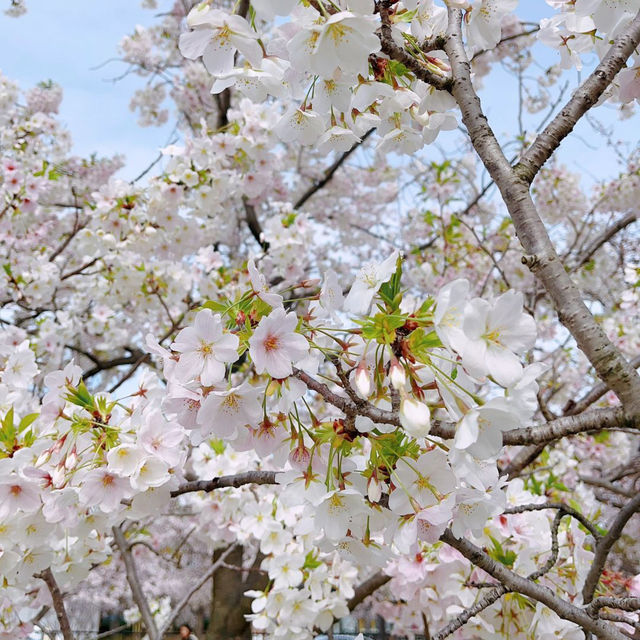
[171,309,239,385]
[248,308,309,379]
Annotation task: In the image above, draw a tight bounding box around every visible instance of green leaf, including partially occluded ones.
[378,255,403,310]
[303,550,323,570]
[1,408,16,447]
[64,381,96,412]
[360,313,407,345]
[19,413,38,431]
[488,535,517,568]
[407,328,442,361]
[209,438,226,455]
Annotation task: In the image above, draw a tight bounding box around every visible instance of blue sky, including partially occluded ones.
[0,0,174,179]
[0,1,634,183]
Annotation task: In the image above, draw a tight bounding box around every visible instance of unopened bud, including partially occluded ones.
[400,396,431,438]
[389,358,406,390]
[36,448,52,467]
[64,446,78,470]
[51,464,66,489]
[367,476,382,503]
[354,362,371,398]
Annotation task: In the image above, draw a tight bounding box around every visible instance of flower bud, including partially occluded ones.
[367,475,382,503]
[64,446,78,470]
[36,448,52,467]
[354,362,371,398]
[400,396,431,438]
[51,463,66,489]
[389,358,406,390]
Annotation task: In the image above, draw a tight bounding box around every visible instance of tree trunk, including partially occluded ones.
[206,546,266,640]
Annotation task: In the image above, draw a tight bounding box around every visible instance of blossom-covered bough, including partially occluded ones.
[3,0,640,638]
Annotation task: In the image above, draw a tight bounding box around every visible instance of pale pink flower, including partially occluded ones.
[249,308,309,379]
[0,478,41,518]
[138,410,184,466]
[78,469,132,512]
[196,381,263,442]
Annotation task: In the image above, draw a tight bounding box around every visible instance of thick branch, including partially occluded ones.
[503,443,546,479]
[113,525,159,640]
[582,493,640,604]
[587,597,640,616]
[244,199,269,251]
[82,348,147,381]
[378,7,451,92]
[579,475,635,498]
[443,7,640,415]
[440,529,629,640]
[347,571,391,611]
[503,407,635,446]
[508,356,640,478]
[37,569,74,640]
[171,470,279,497]
[516,10,640,183]
[296,369,636,445]
[214,0,250,129]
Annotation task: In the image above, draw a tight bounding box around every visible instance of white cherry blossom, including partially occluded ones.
[172,309,239,386]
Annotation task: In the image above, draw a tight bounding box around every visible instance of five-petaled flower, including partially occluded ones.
[172,309,239,386]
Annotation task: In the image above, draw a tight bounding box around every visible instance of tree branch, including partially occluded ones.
[582,492,640,604]
[440,529,629,640]
[296,368,637,445]
[516,10,640,183]
[432,586,507,640]
[587,597,640,617]
[112,525,159,640]
[571,211,639,271]
[36,569,74,640]
[294,129,375,210]
[503,502,601,541]
[171,470,279,497]
[346,571,391,611]
[378,7,451,92]
[82,348,147,381]
[443,7,640,416]
[243,199,269,251]
[564,355,640,416]
[503,407,635,446]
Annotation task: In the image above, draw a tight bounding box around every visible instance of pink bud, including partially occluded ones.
[64,446,78,470]
[36,448,52,467]
[51,433,67,455]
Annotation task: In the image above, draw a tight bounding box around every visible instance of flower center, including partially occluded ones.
[222,393,240,412]
[263,334,280,352]
[198,340,214,357]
